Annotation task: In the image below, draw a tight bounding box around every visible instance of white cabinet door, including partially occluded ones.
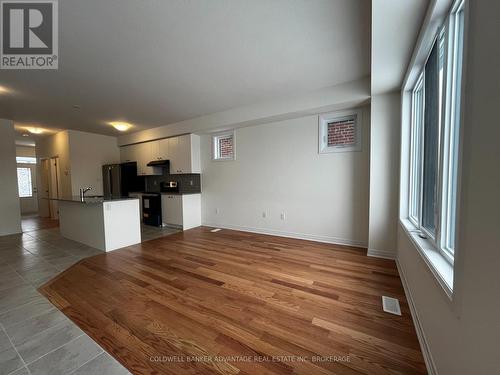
[169,135,193,174]
[135,142,149,176]
[120,145,137,163]
[161,195,183,226]
[150,140,160,161]
[158,138,169,160]
[168,137,180,173]
[149,140,169,161]
[137,142,162,176]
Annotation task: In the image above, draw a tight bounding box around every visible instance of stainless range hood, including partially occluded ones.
[146,159,170,167]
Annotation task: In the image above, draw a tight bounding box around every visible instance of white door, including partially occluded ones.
[49,157,61,219]
[158,138,169,160]
[17,164,38,214]
[39,158,51,217]
[169,136,191,174]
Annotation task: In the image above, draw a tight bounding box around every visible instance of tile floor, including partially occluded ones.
[0,219,179,375]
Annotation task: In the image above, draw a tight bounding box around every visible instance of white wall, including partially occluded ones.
[118,78,370,146]
[0,119,22,236]
[368,93,401,258]
[398,1,500,374]
[36,130,120,198]
[36,130,73,198]
[68,130,120,196]
[200,107,370,246]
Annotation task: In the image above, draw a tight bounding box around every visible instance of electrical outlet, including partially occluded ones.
[281,212,286,220]
[215,208,219,215]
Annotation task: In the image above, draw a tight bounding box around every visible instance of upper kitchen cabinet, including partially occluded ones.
[120,142,162,176]
[120,134,200,175]
[120,144,138,164]
[168,134,201,174]
[150,138,169,161]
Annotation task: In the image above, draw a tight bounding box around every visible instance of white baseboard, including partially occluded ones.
[367,248,396,259]
[202,222,367,248]
[396,258,438,375]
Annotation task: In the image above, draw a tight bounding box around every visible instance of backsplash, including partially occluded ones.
[145,172,201,194]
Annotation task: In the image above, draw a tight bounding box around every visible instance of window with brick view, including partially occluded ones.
[318,110,362,154]
[218,135,233,158]
[213,132,235,160]
[327,119,356,147]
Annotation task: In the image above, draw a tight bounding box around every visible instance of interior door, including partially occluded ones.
[39,159,51,217]
[49,157,61,219]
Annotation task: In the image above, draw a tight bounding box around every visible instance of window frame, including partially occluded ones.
[409,74,425,228]
[212,131,235,161]
[318,109,362,154]
[439,0,465,261]
[407,0,466,265]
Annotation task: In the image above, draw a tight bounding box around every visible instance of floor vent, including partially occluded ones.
[210,228,222,233]
[382,296,401,316]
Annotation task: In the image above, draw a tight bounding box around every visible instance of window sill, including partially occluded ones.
[399,218,454,300]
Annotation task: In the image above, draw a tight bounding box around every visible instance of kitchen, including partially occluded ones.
[105,133,201,229]
[43,131,202,251]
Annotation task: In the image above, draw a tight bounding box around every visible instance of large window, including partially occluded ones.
[408,0,465,263]
[17,167,33,198]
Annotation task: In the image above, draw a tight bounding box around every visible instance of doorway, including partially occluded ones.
[39,157,61,219]
[48,157,61,220]
[39,158,51,218]
[17,162,39,215]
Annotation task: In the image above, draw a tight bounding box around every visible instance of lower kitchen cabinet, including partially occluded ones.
[161,194,201,230]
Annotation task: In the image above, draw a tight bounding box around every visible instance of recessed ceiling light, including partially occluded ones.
[22,133,30,137]
[28,127,44,134]
[109,121,132,132]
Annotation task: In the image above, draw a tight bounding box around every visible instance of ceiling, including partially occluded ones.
[0,0,370,143]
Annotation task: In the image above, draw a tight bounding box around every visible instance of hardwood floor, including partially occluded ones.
[39,227,426,375]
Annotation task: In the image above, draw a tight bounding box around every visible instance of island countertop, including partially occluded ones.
[53,196,141,252]
[44,196,139,204]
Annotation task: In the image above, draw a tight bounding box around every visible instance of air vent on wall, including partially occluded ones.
[382,296,402,316]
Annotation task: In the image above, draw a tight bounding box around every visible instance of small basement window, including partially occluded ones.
[212,131,235,161]
[319,110,362,153]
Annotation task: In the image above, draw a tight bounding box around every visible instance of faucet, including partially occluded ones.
[79,187,92,201]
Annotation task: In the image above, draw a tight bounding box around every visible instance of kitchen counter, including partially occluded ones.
[45,196,139,204]
[128,191,201,196]
[160,192,201,195]
[49,197,141,252]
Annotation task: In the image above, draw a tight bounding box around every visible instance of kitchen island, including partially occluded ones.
[47,196,141,252]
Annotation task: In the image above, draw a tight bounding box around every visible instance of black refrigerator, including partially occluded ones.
[102,162,143,198]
